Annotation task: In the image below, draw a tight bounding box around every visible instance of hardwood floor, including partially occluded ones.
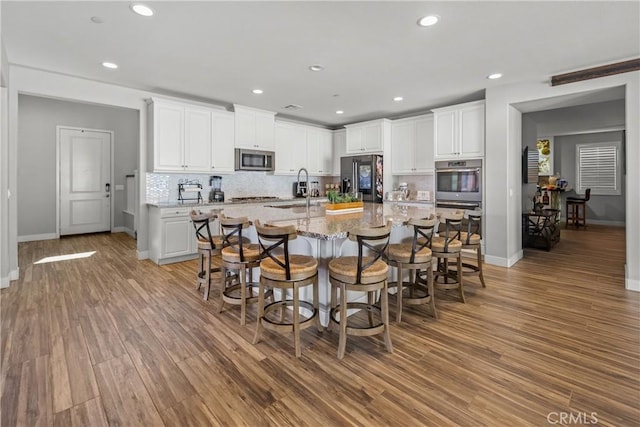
[1,225,638,426]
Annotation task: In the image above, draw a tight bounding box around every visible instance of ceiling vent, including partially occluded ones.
[283,104,303,110]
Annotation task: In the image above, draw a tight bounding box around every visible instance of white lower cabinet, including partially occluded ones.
[149,206,209,264]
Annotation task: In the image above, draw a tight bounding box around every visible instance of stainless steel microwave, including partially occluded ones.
[234,149,275,171]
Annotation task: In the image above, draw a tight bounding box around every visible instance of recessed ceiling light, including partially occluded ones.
[487,73,503,80]
[309,65,325,72]
[102,62,118,69]
[90,16,104,24]
[393,96,404,102]
[130,3,154,17]
[336,110,344,115]
[418,15,439,27]
[252,89,263,94]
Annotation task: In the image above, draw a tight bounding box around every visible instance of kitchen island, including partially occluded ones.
[149,200,439,324]
[219,202,437,325]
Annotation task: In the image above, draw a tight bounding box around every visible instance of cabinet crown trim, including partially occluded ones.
[431,99,485,113]
[233,104,277,116]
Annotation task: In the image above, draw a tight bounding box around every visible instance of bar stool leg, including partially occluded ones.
[396,263,404,323]
[381,280,393,354]
[240,267,247,326]
[253,281,266,345]
[427,265,437,320]
[293,284,301,358]
[329,282,338,332]
[338,283,348,359]
[457,255,465,303]
[477,248,486,288]
[203,251,211,301]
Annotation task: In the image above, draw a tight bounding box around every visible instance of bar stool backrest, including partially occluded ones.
[254,220,298,281]
[463,209,482,245]
[220,214,251,262]
[407,217,437,263]
[438,211,464,252]
[190,210,218,250]
[348,222,392,283]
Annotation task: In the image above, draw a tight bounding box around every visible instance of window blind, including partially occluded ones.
[576,142,620,195]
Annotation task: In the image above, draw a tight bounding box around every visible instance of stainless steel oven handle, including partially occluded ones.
[436,201,481,207]
[436,168,480,173]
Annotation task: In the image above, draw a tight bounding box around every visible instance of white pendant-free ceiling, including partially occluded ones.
[2,1,638,127]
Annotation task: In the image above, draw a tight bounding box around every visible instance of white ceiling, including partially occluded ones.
[2,1,638,128]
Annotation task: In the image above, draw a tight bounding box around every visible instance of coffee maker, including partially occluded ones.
[209,176,224,202]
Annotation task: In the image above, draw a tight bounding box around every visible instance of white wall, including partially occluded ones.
[17,94,139,239]
[485,72,639,291]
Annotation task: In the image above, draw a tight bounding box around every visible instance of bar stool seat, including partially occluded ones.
[431,211,466,303]
[445,210,486,287]
[387,217,437,323]
[190,210,223,301]
[328,222,392,359]
[219,215,264,326]
[566,188,591,229]
[253,221,321,358]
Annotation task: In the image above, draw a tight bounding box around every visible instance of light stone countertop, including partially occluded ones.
[210,202,439,240]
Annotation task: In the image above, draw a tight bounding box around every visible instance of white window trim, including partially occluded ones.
[575,141,621,196]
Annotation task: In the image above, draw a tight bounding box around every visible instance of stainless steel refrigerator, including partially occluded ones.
[340,155,383,203]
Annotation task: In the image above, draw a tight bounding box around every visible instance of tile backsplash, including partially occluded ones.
[391,174,434,201]
[146,172,336,203]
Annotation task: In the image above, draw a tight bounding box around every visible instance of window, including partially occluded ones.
[576,141,621,195]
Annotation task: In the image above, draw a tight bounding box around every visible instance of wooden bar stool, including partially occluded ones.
[253,220,321,358]
[566,188,591,229]
[388,217,437,323]
[219,214,264,326]
[328,222,392,359]
[190,210,223,301]
[453,210,486,287]
[432,211,465,303]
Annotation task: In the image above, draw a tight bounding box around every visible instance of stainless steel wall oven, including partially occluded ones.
[435,159,482,209]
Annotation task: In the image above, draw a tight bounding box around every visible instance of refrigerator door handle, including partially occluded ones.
[352,162,357,194]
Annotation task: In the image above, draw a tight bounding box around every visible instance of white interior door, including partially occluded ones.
[59,128,111,236]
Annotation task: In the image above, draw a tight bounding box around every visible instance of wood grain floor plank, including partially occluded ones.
[79,305,127,365]
[93,354,164,427]
[53,397,109,427]
[160,394,221,427]
[15,355,52,427]
[50,324,99,413]
[121,325,196,412]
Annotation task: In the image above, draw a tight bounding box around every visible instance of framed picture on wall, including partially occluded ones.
[536,137,553,176]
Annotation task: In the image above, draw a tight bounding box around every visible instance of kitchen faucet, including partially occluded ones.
[297,167,310,211]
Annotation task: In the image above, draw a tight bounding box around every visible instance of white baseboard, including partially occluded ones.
[1,268,19,288]
[137,250,149,260]
[112,226,135,238]
[485,254,510,267]
[17,233,57,242]
[626,278,640,292]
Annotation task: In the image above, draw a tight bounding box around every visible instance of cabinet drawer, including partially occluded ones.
[160,208,191,218]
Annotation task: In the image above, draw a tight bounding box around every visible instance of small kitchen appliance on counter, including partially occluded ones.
[209,175,224,202]
[178,182,203,204]
[294,181,308,198]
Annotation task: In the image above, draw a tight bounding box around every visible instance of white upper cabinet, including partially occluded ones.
[210,110,235,174]
[274,122,333,176]
[151,99,213,173]
[150,98,236,174]
[391,114,434,175]
[184,107,212,172]
[274,122,306,175]
[332,129,346,176]
[345,119,390,154]
[233,104,276,151]
[433,100,485,160]
[307,128,333,175]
